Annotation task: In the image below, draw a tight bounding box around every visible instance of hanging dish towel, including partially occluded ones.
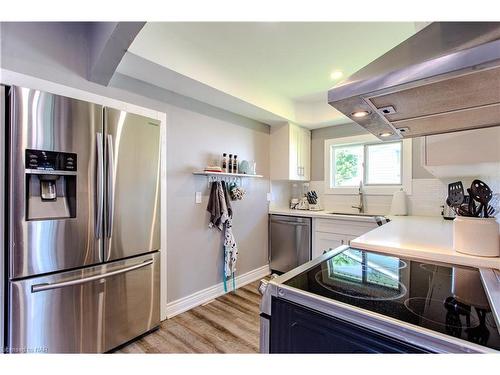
[207,181,223,229]
[206,181,238,292]
[223,218,238,279]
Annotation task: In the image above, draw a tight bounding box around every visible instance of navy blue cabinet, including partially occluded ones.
[270,298,430,353]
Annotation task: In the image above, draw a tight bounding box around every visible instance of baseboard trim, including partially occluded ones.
[165,264,270,319]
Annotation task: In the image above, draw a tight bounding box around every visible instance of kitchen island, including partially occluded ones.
[351,216,500,270]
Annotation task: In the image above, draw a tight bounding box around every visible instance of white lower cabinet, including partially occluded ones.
[313,232,355,259]
[312,218,377,259]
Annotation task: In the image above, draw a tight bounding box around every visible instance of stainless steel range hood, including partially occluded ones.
[328,22,500,141]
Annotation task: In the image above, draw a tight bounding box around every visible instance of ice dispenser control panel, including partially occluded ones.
[25,149,78,220]
[26,149,77,171]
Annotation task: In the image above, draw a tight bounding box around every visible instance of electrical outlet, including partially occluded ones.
[266,192,272,202]
[195,192,202,204]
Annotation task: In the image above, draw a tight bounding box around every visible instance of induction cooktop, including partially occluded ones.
[283,248,500,351]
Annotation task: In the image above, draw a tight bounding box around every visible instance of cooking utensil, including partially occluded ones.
[306,192,313,204]
[457,203,474,217]
[487,193,499,218]
[469,180,493,218]
[447,182,465,214]
[306,191,318,205]
[465,189,479,217]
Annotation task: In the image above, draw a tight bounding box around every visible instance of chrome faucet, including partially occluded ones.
[352,181,364,213]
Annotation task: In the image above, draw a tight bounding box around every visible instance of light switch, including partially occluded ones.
[266,192,272,202]
[195,192,202,204]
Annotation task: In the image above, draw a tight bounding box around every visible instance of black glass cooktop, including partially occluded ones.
[284,248,500,351]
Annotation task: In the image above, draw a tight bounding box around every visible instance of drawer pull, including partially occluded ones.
[31,259,154,293]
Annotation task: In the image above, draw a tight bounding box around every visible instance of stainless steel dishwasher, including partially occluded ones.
[269,215,311,273]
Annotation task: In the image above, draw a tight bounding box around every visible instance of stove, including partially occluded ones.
[260,247,500,353]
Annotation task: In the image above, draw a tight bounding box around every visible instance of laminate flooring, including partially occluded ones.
[117,279,262,353]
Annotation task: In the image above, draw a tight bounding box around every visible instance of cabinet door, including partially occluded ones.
[313,232,348,259]
[288,123,301,180]
[299,127,311,181]
[425,127,500,166]
[315,218,377,237]
[270,298,429,354]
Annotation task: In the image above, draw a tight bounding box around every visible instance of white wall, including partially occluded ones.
[165,105,270,301]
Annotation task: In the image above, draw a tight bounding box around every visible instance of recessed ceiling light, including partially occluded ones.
[379,132,393,137]
[330,70,343,80]
[351,110,370,118]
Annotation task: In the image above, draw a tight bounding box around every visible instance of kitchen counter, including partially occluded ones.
[269,207,380,223]
[351,216,500,270]
[269,208,500,269]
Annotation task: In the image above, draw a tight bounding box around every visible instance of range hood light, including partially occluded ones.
[351,110,370,118]
[379,132,393,137]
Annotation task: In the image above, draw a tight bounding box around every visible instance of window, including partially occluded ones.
[332,144,363,187]
[365,142,401,185]
[324,134,412,195]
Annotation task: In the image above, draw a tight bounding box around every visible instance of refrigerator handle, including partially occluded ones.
[106,134,115,239]
[96,133,104,241]
[31,259,154,293]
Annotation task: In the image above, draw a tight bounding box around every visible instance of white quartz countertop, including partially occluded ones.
[268,207,380,223]
[351,216,500,270]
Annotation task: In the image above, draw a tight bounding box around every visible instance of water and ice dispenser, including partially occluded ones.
[25,149,77,220]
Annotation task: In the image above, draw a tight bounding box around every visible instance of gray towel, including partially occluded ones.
[221,181,232,218]
[207,182,222,228]
[207,181,233,229]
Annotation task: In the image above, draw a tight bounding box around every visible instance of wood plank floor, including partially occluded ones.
[116,279,262,353]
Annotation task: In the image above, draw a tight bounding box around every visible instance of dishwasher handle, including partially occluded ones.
[272,220,310,226]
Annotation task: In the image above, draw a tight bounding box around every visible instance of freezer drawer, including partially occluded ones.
[7,252,160,353]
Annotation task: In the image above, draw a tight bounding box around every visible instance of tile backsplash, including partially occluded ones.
[271,176,500,217]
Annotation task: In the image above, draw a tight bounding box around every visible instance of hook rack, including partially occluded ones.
[206,174,242,188]
[193,171,263,188]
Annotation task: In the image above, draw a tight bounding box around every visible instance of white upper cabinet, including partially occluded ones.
[300,125,311,180]
[423,127,500,178]
[271,122,311,180]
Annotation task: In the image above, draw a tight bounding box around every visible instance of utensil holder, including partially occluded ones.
[453,217,500,257]
[308,202,322,211]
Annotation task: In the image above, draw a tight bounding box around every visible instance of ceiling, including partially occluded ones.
[118,22,419,128]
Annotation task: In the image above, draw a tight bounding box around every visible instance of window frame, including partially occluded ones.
[324,134,412,196]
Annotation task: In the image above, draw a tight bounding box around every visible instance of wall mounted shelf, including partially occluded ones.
[192,171,263,178]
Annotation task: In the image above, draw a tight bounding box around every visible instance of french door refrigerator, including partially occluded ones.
[4,86,161,353]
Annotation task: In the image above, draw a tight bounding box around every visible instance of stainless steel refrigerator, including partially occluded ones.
[3,85,161,353]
